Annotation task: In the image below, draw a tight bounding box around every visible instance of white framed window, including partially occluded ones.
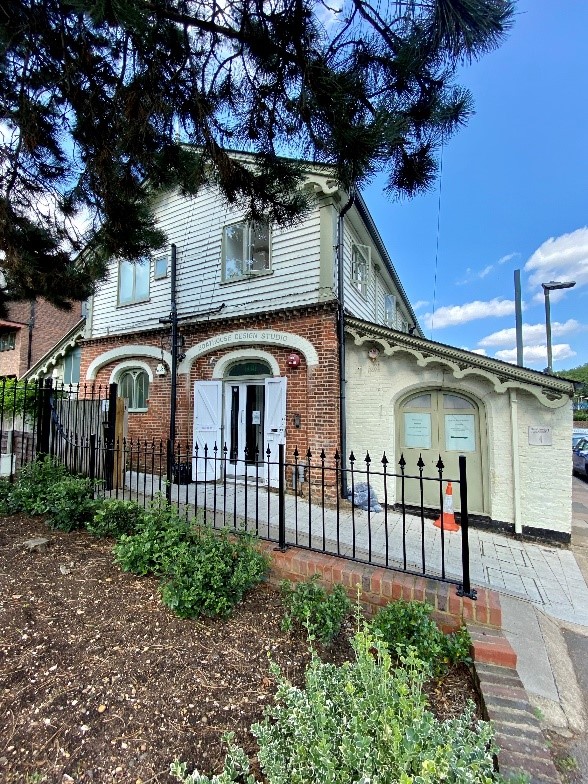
[63,346,81,385]
[222,219,271,281]
[118,258,150,305]
[384,293,396,328]
[351,243,370,297]
[0,332,16,351]
[153,253,168,279]
[119,369,149,411]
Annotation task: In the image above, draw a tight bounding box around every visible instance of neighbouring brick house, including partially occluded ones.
[80,154,575,542]
[0,299,84,382]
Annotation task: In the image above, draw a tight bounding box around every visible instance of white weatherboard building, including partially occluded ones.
[79,154,575,542]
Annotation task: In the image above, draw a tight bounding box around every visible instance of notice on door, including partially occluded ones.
[404,413,431,449]
[251,410,261,425]
[445,414,475,452]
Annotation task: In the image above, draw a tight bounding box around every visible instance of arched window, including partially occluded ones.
[226,360,271,378]
[119,369,149,411]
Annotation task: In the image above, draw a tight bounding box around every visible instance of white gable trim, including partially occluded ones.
[178,329,319,374]
[86,345,172,380]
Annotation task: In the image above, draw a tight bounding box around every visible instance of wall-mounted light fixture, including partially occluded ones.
[368,347,380,360]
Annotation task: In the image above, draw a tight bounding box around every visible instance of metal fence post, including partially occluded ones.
[166,438,173,504]
[89,433,96,498]
[275,443,287,552]
[457,455,477,600]
[104,383,117,490]
[35,378,52,459]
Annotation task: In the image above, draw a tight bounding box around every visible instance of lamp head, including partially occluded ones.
[542,280,576,291]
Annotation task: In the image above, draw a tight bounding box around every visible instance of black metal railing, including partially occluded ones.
[0,378,476,598]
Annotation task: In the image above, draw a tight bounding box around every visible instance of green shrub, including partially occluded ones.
[0,478,16,515]
[10,457,69,515]
[160,527,269,619]
[87,498,144,538]
[370,599,471,676]
[280,574,351,645]
[45,476,97,532]
[171,629,502,784]
[113,500,195,576]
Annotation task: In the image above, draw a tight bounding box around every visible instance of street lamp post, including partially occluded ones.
[541,280,576,373]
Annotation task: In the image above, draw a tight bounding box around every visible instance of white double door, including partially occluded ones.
[193,377,286,486]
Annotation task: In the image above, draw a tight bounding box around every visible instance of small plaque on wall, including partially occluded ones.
[528,426,552,446]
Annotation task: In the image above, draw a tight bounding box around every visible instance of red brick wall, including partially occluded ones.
[0,299,83,378]
[80,304,341,460]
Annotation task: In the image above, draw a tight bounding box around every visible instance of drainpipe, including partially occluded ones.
[27,300,35,370]
[509,389,522,535]
[337,187,355,499]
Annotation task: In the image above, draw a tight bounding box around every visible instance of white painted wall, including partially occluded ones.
[345,342,572,536]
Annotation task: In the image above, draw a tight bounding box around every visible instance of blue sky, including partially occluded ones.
[363,0,588,373]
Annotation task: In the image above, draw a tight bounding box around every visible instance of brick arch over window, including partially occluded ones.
[86,345,172,380]
[178,330,319,375]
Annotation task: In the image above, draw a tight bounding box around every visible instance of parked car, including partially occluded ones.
[573,438,588,478]
[573,433,586,448]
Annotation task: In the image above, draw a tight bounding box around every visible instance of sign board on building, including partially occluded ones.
[404,413,431,449]
[528,426,552,446]
[445,414,476,452]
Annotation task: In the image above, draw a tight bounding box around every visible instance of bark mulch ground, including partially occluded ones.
[0,513,480,784]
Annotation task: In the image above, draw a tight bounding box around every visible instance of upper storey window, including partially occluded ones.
[351,243,370,297]
[384,293,396,328]
[118,258,150,305]
[222,220,271,281]
[0,332,16,351]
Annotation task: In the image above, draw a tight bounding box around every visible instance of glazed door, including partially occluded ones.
[398,391,484,514]
[224,382,266,477]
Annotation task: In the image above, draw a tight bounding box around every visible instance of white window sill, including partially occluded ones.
[220,270,274,285]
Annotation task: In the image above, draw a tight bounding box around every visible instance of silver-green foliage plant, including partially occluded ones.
[171,628,501,784]
[281,575,351,645]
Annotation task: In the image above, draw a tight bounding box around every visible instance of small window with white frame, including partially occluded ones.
[222,219,271,281]
[119,369,149,411]
[351,243,370,297]
[118,257,150,305]
[384,293,396,328]
[153,253,168,279]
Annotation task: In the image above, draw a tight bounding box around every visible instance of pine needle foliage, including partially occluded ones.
[1,0,513,312]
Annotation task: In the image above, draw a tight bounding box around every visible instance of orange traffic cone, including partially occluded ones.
[433,482,460,531]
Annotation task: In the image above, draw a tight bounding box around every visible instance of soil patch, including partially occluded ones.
[0,514,480,783]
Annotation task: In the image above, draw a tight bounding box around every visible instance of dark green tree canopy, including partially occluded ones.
[0,0,514,312]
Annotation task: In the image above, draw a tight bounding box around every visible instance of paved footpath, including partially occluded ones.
[498,476,588,783]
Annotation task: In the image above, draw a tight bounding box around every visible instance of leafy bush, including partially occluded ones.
[171,629,502,784]
[87,498,144,538]
[45,476,98,532]
[114,497,268,619]
[280,574,351,645]
[0,478,16,515]
[113,500,195,576]
[370,599,471,676]
[9,457,69,515]
[160,527,269,619]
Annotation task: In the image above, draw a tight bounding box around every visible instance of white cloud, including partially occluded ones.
[525,227,588,302]
[498,252,519,265]
[423,298,515,330]
[478,319,582,348]
[494,343,576,365]
[479,265,494,279]
[412,300,429,311]
[470,348,488,356]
